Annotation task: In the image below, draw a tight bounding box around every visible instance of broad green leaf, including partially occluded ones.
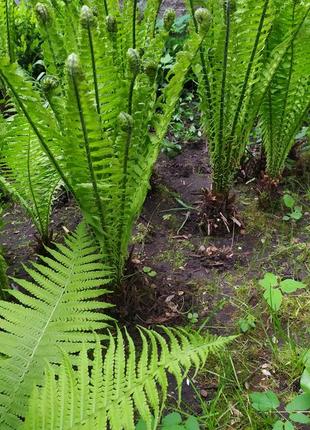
[286,393,310,413]
[259,273,279,289]
[272,420,284,430]
[283,194,295,209]
[250,391,280,412]
[162,412,183,427]
[263,287,283,311]
[289,412,310,424]
[301,368,310,394]
[280,279,306,293]
[284,422,294,430]
[185,416,200,430]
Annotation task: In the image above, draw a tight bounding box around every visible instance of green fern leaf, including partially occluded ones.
[23,329,234,430]
[0,223,113,430]
[260,1,310,178]
[0,113,61,242]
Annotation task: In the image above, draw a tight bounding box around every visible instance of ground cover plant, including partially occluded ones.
[0,0,309,429]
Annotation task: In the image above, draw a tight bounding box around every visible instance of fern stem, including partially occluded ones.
[87,24,101,115]
[266,87,274,176]
[70,74,110,255]
[132,0,138,48]
[215,0,231,193]
[0,71,72,193]
[226,0,269,170]
[277,4,295,156]
[26,136,47,241]
[226,0,269,185]
[188,0,214,142]
[103,0,108,15]
[5,0,14,63]
[116,76,136,281]
[153,1,163,36]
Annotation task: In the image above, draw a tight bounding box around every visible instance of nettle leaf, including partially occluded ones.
[284,422,294,430]
[280,279,306,294]
[289,412,310,424]
[272,420,284,430]
[250,391,280,412]
[263,287,283,311]
[286,393,310,413]
[259,273,279,289]
[283,194,295,209]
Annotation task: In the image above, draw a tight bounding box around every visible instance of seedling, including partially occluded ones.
[187,312,199,324]
[238,314,256,333]
[282,194,303,221]
[259,273,306,312]
[142,266,157,278]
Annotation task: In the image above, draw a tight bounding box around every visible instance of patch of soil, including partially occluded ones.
[0,194,82,278]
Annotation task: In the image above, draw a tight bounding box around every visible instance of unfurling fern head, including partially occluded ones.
[35,2,50,25]
[163,8,176,31]
[80,5,96,28]
[106,14,117,33]
[0,0,204,282]
[195,7,212,33]
[127,47,141,75]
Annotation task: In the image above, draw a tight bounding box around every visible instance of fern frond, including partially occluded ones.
[23,329,234,430]
[0,113,61,242]
[0,223,114,430]
[260,1,310,178]
[1,0,199,282]
[191,0,279,193]
[0,0,15,62]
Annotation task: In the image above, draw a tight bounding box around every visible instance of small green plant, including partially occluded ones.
[259,272,306,311]
[187,311,199,324]
[238,314,256,333]
[250,379,310,429]
[142,265,157,278]
[282,194,303,222]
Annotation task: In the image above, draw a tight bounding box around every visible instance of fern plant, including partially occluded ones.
[260,0,310,181]
[0,0,204,282]
[0,222,233,430]
[186,0,308,223]
[22,330,232,430]
[0,223,114,430]
[0,112,62,244]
